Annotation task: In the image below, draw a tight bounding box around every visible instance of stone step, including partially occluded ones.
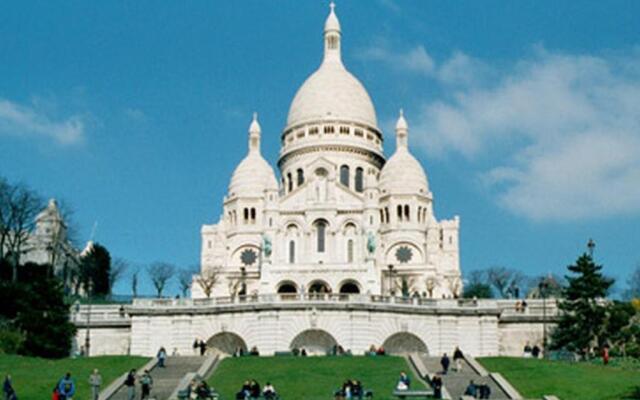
[421,356,511,400]
[108,356,207,400]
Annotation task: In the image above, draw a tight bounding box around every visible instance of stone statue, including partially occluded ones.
[262,234,272,258]
[367,231,376,254]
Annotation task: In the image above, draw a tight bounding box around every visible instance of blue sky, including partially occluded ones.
[1,0,639,296]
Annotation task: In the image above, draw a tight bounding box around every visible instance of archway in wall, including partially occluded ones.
[206,332,247,356]
[290,329,338,355]
[382,332,428,355]
[308,280,331,294]
[277,281,298,296]
[339,281,360,294]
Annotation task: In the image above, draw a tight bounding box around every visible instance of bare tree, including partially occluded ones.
[1,181,44,281]
[109,258,128,295]
[147,261,175,297]
[197,267,221,298]
[131,266,140,298]
[178,265,199,297]
[486,266,525,298]
[624,264,640,300]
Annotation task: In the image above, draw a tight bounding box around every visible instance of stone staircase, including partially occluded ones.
[418,355,512,399]
[108,356,206,400]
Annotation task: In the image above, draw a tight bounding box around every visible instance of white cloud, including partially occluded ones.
[0,97,85,145]
[358,44,435,76]
[409,49,640,221]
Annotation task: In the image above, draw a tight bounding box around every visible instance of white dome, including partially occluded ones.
[287,62,378,129]
[286,4,377,130]
[379,148,429,196]
[229,153,278,197]
[229,114,278,198]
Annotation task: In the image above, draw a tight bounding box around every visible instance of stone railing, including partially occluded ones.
[131,293,500,310]
[71,304,131,326]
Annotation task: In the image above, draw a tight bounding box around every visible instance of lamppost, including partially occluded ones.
[387,265,394,297]
[85,284,92,357]
[538,279,549,358]
[587,238,596,258]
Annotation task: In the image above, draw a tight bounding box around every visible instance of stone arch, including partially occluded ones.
[277,280,298,294]
[290,329,338,355]
[308,279,331,293]
[206,332,247,356]
[338,279,361,294]
[382,332,428,355]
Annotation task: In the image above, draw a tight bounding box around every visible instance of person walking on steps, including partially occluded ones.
[157,347,167,368]
[140,370,153,400]
[440,353,450,375]
[124,369,136,400]
[453,347,464,372]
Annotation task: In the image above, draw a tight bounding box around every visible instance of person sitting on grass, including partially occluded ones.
[195,380,212,400]
[249,379,261,399]
[263,382,277,400]
[351,379,363,400]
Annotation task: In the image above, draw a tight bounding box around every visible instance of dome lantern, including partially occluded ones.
[324,2,342,64]
[248,112,261,154]
[395,109,408,149]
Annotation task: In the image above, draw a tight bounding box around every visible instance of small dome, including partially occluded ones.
[228,114,278,198]
[229,153,278,197]
[379,148,429,196]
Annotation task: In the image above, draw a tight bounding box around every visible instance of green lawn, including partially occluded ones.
[479,357,640,400]
[209,355,422,400]
[0,354,149,399]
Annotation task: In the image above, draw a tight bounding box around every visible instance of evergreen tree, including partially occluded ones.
[551,253,614,356]
[80,243,111,297]
[0,263,75,358]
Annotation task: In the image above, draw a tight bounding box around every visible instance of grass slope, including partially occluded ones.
[209,356,421,400]
[479,357,640,400]
[0,354,149,399]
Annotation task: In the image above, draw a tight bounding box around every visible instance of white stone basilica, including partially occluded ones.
[193,4,461,300]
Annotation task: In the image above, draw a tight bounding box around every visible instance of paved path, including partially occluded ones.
[419,355,510,399]
[109,356,205,400]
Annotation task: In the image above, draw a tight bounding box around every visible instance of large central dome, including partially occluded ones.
[285,3,378,130]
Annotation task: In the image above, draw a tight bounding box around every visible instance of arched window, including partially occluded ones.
[404,205,410,221]
[347,239,354,263]
[397,205,403,221]
[385,207,390,223]
[243,208,249,222]
[340,165,350,187]
[355,167,364,192]
[287,173,293,193]
[315,220,327,253]
[297,168,304,186]
[289,240,295,264]
[379,210,384,223]
[250,208,256,223]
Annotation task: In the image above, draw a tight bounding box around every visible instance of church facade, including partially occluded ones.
[193,4,461,300]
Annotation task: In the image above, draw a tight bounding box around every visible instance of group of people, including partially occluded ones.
[186,377,215,400]
[123,368,154,400]
[464,380,492,399]
[514,300,528,313]
[235,380,277,400]
[367,345,386,356]
[439,347,465,375]
[335,379,367,400]
[193,339,208,356]
[290,347,308,356]
[523,342,541,358]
